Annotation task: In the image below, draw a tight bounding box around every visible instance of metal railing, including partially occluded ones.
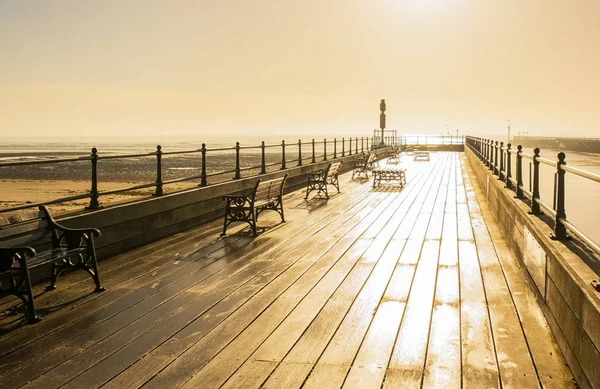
[0,136,393,214]
[398,135,465,145]
[465,136,600,257]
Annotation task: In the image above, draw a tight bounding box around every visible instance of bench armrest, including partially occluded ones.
[39,205,101,250]
[0,246,36,272]
[306,169,325,177]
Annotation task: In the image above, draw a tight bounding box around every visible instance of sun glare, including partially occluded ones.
[397,0,451,12]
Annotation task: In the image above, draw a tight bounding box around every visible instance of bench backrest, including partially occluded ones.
[0,208,50,248]
[367,153,377,164]
[328,161,342,177]
[253,174,287,207]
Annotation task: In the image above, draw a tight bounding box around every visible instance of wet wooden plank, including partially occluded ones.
[257,159,448,389]
[120,189,398,385]
[462,159,573,388]
[102,189,389,388]
[2,183,372,384]
[459,240,500,389]
[147,194,397,388]
[28,180,382,383]
[176,177,426,388]
[384,240,441,389]
[462,157,542,389]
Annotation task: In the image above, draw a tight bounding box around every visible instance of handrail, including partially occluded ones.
[562,164,600,183]
[1,136,389,214]
[465,135,600,257]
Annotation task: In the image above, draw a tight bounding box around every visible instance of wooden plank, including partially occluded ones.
[260,156,448,389]
[421,266,461,388]
[9,175,383,387]
[101,186,394,386]
[176,178,427,388]
[306,160,449,388]
[462,159,574,388]
[181,238,373,389]
[384,240,440,389]
[342,158,452,389]
[149,161,440,388]
[462,159,541,389]
[144,192,397,388]
[459,240,500,389]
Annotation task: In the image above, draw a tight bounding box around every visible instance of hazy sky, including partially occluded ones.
[1,0,599,139]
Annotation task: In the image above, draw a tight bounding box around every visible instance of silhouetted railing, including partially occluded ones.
[0,136,394,214]
[465,136,600,257]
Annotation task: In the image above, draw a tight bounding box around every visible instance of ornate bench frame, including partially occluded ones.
[305,161,343,199]
[222,174,288,236]
[0,205,104,323]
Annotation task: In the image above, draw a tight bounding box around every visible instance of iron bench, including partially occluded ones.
[352,153,378,179]
[0,205,104,323]
[372,167,407,188]
[222,174,288,236]
[305,161,343,199]
[387,145,402,164]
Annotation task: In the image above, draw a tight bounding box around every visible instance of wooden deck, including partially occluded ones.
[0,152,576,389]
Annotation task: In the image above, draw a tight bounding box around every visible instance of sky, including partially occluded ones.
[1,0,599,140]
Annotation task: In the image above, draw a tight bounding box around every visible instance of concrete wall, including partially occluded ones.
[465,147,600,389]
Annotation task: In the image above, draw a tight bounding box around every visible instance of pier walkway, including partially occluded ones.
[0,152,575,388]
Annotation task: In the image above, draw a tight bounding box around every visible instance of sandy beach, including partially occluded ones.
[0,179,198,220]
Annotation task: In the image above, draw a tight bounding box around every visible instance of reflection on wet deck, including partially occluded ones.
[0,152,575,388]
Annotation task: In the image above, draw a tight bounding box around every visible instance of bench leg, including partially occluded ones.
[86,242,105,292]
[18,262,40,323]
[2,254,41,323]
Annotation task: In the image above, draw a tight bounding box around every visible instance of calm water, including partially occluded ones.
[1,136,598,244]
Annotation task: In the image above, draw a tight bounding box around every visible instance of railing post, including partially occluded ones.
[494,141,499,175]
[234,142,241,179]
[553,152,570,240]
[87,147,100,210]
[499,142,505,180]
[153,145,164,196]
[361,137,364,153]
[324,138,327,161]
[334,138,337,159]
[366,137,369,151]
[489,140,494,171]
[516,145,524,198]
[484,140,488,166]
[261,141,267,174]
[298,139,302,166]
[281,140,286,169]
[342,137,345,157]
[199,143,208,186]
[530,148,541,215]
[311,139,316,163]
[506,143,513,189]
[479,138,483,160]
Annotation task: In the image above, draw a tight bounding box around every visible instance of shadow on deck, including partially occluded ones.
[0,153,575,389]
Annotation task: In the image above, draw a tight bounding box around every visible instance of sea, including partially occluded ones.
[1,135,598,245]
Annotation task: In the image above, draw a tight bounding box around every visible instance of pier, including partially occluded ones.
[0,152,582,388]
